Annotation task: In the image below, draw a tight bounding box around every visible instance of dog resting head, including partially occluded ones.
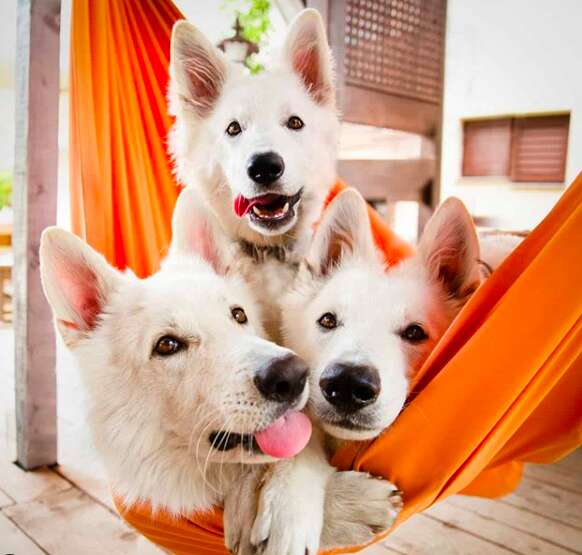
[39,191,312,512]
[283,189,481,441]
[168,9,339,246]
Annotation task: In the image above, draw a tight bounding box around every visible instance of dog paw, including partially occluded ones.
[248,460,326,555]
[321,471,403,550]
[223,466,264,555]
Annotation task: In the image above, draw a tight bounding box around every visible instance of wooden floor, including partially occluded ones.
[1,325,581,554]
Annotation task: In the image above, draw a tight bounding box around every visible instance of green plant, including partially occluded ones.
[0,172,12,210]
[223,0,272,74]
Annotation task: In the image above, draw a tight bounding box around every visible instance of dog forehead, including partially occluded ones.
[139,269,245,314]
[316,262,433,325]
[216,70,314,120]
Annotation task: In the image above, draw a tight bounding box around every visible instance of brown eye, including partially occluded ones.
[154,335,185,357]
[226,120,242,136]
[231,306,248,324]
[286,115,304,130]
[318,312,338,330]
[400,324,428,343]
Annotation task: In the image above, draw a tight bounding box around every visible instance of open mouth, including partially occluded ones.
[208,410,311,459]
[233,189,303,229]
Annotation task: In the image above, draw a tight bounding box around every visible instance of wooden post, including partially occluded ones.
[13,0,61,469]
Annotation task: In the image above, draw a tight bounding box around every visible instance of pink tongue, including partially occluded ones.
[254,411,312,458]
[234,195,252,217]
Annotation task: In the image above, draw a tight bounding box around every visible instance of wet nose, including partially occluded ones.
[319,362,381,413]
[254,354,308,403]
[247,152,285,186]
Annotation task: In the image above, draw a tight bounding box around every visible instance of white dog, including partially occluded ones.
[168,9,339,341]
[284,189,483,442]
[228,190,495,555]
[38,197,312,516]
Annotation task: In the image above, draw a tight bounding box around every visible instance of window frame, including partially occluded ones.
[461,113,570,184]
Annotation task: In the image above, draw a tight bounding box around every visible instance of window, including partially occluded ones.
[463,114,569,183]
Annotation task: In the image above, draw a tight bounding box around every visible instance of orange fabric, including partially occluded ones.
[71,0,582,553]
[117,176,581,555]
[324,180,416,265]
[70,0,183,277]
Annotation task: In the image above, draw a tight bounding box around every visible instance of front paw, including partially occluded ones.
[321,471,403,550]
[249,463,326,555]
[224,466,264,555]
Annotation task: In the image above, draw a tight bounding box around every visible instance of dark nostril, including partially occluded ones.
[353,384,376,403]
[275,380,290,397]
[320,362,381,413]
[247,151,285,186]
[254,354,308,403]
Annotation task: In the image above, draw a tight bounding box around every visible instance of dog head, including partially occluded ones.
[283,189,481,440]
[40,190,311,509]
[168,9,339,244]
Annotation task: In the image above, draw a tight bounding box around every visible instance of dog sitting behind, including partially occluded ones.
[168,9,339,342]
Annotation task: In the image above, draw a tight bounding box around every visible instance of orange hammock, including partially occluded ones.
[70,1,582,554]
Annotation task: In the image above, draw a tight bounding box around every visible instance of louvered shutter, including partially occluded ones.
[462,119,512,176]
[510,115,570,182]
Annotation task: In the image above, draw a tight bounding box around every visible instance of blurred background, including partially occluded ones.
[0,1,580,553]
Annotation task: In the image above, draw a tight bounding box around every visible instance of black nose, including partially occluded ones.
[320,362,380,413]
[247,152,285,186]
[254,354,308,403]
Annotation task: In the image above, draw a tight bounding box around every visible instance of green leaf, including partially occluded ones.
[0,172,12,210]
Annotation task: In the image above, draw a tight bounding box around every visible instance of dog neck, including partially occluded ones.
[238,239,300,265]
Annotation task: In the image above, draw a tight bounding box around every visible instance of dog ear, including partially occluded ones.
[283,9,335,106]
[418,197,481,301]
[40,228,123,347]
[170,20,227,117]
[169,188,228,275]
[307,188,378,276]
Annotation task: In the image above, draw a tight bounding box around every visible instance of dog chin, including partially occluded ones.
[321,420,383,441]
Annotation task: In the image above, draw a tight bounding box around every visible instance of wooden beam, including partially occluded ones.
[342,85,440,138]
[13,0,61,469]
[338,159,436,202]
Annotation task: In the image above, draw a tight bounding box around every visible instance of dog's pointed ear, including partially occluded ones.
[170,20,227,117]
[307,188,378,276]
[418,198,481,301]
[170,188,228,275]
[283,9,335,106]
[40,228,123,347]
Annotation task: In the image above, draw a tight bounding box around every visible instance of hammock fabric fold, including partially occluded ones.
[70,1,582,553]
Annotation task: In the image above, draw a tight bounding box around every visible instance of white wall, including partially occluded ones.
[440,0,582,230]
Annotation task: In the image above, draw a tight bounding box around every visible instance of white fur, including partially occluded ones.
[479,233,524,272]
[284,190,482,441]
[39,219,308,517]
[168,9,339,247]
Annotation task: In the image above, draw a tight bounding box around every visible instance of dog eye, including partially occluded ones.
[153,335,186,357]
[286,115,304,130]
[400,324,428,343]
[226,120,242,136]
[231,306,248,325]
[318,312,338,330]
